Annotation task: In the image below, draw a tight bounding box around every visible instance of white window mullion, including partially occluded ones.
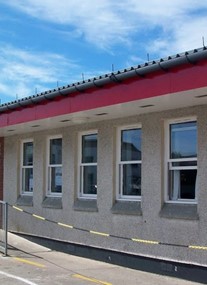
[169,158,197,162]
[119,160,142,165]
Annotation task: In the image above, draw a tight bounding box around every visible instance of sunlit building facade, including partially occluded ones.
[1,47,207,268]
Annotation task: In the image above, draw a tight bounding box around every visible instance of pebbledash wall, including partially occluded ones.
[4,106,207,265]
[2,47,207,266]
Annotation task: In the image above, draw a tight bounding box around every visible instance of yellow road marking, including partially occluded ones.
[12,206,23,212]
[132,238,159,245]
[32,214,45,220]
[57,222,73,229]
[90,231,109,237]
[189,245,207,250]
[72,274,112,285]
[14,257,46,268]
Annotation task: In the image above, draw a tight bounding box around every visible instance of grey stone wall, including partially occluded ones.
[4,105,207,266]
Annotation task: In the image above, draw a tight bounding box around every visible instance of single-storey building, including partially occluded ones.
[1,47,207,270]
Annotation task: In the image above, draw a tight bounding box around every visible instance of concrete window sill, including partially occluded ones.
[16,195,33,207]
[42,197,62,209]
[160,203,199,220]
[73,199,98,212]
[111,200,142,216]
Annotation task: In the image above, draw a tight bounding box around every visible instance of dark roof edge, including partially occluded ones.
[1,47,207,113]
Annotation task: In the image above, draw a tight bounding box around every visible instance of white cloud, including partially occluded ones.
[0,44,81,102]
[147,15,207,58]
[0,43,112,102]
[125,55,147,67]
[173,17,207,52]
[1,0,207,103]
[3,0,131,49]
[0,83,10,94]
[2,0,207,53]
[124,0,207,23]
[122,1,207,62]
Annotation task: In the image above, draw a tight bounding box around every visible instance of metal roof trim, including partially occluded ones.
[1,47,207,113]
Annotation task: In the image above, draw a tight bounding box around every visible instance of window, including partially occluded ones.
[47,136,62,195]
[79,132,97,198]
[166,119,197,202]
[117,126,142,200]
[21,140,33,194]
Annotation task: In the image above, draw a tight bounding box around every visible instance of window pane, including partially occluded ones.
[22,168,33,192]
[82,165,97,195]
[170,122,197,159]
[169,169,196,200]
[122,164,141,196]
[23,142,33,166]
[50,166,62,193]
[82,134,97,163]
[121,129,141,161]
[50,138,62,165]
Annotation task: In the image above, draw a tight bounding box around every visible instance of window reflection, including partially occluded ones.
[50,138,62,165]
[82,165,97,195]
[122,164,141,196]
[23,142,33,166]
[82,134,97,163]
[50,166,62,193]
[170,121,197,159]
[169,169,196,200]
[121,129,141,161]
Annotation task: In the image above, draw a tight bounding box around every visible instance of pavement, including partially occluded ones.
[0,233,204,285]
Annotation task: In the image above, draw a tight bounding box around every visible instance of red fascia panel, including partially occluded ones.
[8,106,36,126]
[1,60,207,128]
[66,62,207,112]
[0,114,8,128]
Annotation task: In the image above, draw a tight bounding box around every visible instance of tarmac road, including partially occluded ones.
[0,233,204,285]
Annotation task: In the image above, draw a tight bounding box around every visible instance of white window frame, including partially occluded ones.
[20,139,33,196]
[116,124,142,201]
[78,130,98,199]
[164,117,197,204]
[47,135,62,197]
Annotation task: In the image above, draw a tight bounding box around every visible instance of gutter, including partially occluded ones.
[0,47,207,113]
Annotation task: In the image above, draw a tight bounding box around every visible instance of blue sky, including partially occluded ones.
[0,0,207,104]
